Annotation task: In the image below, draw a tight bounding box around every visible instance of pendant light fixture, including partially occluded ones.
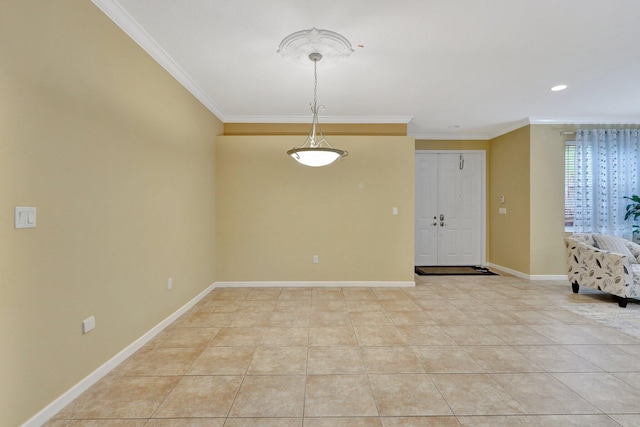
[278,28,353,167]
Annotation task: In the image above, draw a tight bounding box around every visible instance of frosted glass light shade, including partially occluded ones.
[287,147,345,167]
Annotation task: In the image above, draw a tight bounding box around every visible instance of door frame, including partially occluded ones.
[415,150,487,266]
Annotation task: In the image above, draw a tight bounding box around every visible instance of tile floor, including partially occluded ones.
[48,274,640,426]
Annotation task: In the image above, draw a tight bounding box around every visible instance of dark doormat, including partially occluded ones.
[415,266,498,276]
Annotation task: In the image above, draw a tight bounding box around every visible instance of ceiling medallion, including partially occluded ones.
[278,27,354,66]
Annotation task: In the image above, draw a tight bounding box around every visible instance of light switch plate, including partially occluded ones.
[82,316,96,334]
[15,207,36,229]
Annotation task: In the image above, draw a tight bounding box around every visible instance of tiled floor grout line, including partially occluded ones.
[302,320,311,421]
[46,279,640,426]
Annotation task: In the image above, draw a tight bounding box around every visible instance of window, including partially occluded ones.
[568,129,639,238]
[565,141,576,231]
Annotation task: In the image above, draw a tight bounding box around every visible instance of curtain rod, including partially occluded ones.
[561,129,639,135]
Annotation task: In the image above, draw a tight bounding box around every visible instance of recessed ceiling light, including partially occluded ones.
[448,125,460,129]
[551,84,567,92]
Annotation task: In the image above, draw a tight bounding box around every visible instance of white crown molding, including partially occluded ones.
[529,116,640,125]
[487,118,532,139]
[478,116,640,141]
[91,0,227,121]
[225,115,414,124]
[411,133,490,141]
[489,116,640,140]
[411,118,531,141]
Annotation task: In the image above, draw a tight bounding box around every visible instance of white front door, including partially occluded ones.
[415,154,439,265]
[415,152,484,266]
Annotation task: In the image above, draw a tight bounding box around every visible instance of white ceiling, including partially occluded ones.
[94,0,640,139]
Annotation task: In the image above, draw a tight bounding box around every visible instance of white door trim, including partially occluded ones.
[415,150,486,266]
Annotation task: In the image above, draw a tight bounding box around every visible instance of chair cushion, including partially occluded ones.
[593,234,635,259]
[571,233,596,246]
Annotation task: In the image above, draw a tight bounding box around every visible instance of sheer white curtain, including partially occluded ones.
[573,129,640,239]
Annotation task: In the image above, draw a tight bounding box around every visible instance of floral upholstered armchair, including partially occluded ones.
[565,234,640,307]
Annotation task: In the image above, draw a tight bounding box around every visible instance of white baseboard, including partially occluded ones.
[487,263,529,279]
[22,283,216,427]
[529,274,568,281]
[214,281,415,288]
[488,263,567,281]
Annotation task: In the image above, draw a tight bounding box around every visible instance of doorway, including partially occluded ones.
[415,151,485,266]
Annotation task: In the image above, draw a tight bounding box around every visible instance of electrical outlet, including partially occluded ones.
[168,277,173,289]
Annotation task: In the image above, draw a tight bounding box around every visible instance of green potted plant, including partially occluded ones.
[624,195,640,235]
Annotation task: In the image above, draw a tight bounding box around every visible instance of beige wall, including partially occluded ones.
[216,136,415,282]
[9,0,639,423]
[0,1,222,425]
[489,126,531,274]
[529,125,568,275]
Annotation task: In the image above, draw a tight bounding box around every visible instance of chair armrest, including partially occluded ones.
[565,237,635,298]
[625,239,640,263]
